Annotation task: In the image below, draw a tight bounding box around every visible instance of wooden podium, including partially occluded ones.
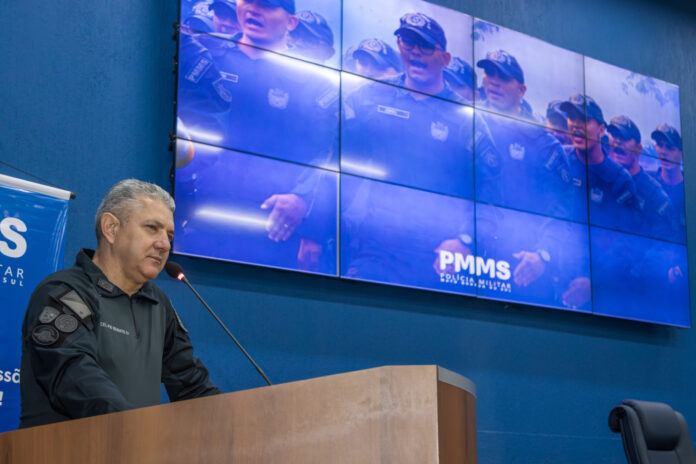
[0,365,476,463]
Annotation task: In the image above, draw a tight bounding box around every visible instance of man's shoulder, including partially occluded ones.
[25,266,95,323]
[636,169,670,202]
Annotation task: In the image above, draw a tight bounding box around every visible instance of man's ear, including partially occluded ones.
[286,15,299,32]
[100,213,121,245]
[518,83,527,99]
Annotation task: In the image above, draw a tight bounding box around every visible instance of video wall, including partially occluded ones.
[172,0,689,327]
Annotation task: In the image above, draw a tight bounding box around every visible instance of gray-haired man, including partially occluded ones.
[20,179,220,428]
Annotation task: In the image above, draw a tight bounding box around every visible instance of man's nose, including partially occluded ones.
[156,232,171,251]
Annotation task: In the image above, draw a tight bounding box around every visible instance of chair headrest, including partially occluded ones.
[622,400,682,451]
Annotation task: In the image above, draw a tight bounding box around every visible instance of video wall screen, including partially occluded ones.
[173,0,689,327]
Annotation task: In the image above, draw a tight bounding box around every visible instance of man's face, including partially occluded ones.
[481,67,525,113]
[213,12,241,35]
[112,196,174,287]
[567,116,604,151]
[237,0,297,46]
[608,134,641,169]
[567,116,587,150]
[397,32,450,89]
[655,138,683,169]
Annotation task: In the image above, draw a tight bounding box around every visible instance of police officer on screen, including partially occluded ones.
[607,115,677,240]
[475,50,577,217]
[558,96,642,308]
[179,0,338,272]
[288,10,335,63]
[351,38,403,80]
[19,180,220,428]
[560,95,642,232]
[651,123,686,243]
[342,12,498,198]
[476,49,540,122]
[341,12,499,284]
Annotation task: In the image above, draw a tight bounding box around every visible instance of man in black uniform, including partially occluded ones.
[651,123,686,244]
[20,180,220,428]
[607,115,676,240]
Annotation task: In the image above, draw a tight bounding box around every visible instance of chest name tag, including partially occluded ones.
[219,71,239,83]
[378,105,410,119]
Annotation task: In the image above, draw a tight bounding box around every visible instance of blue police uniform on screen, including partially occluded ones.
[591,228,689,326]
[606,115,677,241]
[650,123,686,244]
[475,204,591,311]
[340,175,476,294]
[475,50,580,221]
[174,142,338,274]
[178,0,340,170]
[560,94,642,232]
[177,29,234,136]
[341,13,499,199]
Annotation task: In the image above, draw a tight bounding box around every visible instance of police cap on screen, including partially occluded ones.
[651,123,682,150]
[257,0,294,14]
[394,13,447,49]
[445,57,475,88]
[560,94,606,126]
[608,115,641,143]
[353,38,403,71]
[183,14,215,33]
[546,100,567,125]
[294,10,333,46]
[210,0,236,17]
[476,49,524,84]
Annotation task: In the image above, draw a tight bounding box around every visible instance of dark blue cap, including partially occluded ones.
[608,115,641,143]
[293,10,334,46]
[394,13,447,49]
[353,38,403,71]
[476,49,524,84]
[183,14,215,33]
[210,0,236,16]
[545,100,567,127]
[444,57,475,88]
[259,0,295,14]
[651,123,682,150]
[560,94,606,126]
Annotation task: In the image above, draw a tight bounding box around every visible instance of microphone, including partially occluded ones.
[165,261,272,386]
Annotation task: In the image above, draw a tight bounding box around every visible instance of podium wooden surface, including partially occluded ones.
[0,365,476,463]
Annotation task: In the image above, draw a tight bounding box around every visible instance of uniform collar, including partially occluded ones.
[76,249,159,302]
[391,73,459,101]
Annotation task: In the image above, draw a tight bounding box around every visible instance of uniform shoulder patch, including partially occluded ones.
[59,289,92,320]
[32,325,60,346]
[38,306,61,324]
[54,314,79,334]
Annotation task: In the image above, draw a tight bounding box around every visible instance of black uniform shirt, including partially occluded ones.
[19,249,220,428]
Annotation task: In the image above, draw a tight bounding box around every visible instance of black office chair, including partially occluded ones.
[609,399,696,463]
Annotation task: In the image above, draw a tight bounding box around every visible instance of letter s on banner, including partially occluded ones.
[0,218,28,258]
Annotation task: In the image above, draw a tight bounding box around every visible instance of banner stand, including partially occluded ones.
[0,175,72,432]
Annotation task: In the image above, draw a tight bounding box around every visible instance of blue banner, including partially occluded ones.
[0,182,69,432]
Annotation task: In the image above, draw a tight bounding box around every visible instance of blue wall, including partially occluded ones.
[2,0,695,461]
